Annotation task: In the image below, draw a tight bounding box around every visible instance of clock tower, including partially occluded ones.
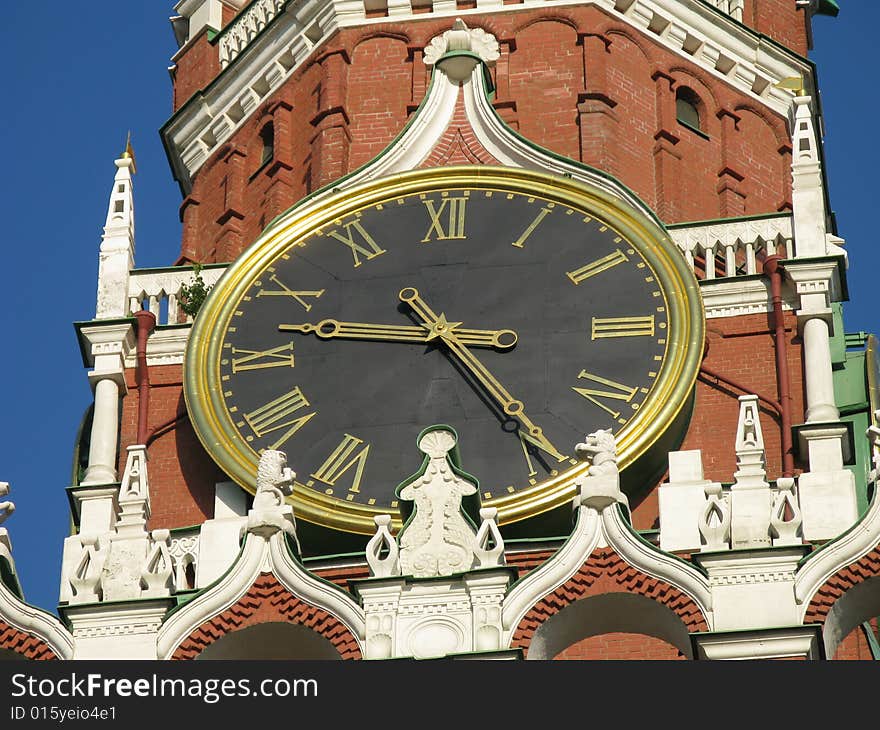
[8,0,880,662]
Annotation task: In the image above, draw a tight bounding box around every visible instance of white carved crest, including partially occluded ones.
[399,428,478,578]
[423,19,500,67]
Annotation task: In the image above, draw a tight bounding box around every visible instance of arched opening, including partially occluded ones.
[526,592,694,660]
[675,87,703,132]
[822,575,880,659]
[195,622,343,660]
[258,121,274,167]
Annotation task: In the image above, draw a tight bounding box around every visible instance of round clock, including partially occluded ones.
[184,167,704,533]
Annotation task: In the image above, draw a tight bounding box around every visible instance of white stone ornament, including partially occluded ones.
[247,450,299,549]
[141,530,175,597]
[473,507,505,568]
[573,429,627,511]
[769,477,803,547]
[423,19,500,68]
[398,428,479,578]
[699,483,731,551]
[366,515,401,578]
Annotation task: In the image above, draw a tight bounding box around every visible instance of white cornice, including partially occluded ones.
[163,0,810,191]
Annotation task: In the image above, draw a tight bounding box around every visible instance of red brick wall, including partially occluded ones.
[119,365,221,529]
[554,632,685,660]
[833,621,878,660]
[172,7,794,264]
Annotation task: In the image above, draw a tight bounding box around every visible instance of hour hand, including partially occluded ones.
[279,318,517,349]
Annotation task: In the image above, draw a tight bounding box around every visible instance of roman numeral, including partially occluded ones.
[511,207,553,249]
[310,434,371,494]
[243,387,317,450]
[231,342,295,373]
[591,315,655,339]
[566,249,629,285]
[256,275,325,312]
[421,197,468,242]
[572,371,638,420]
[327,220,387,267]
[518,431,568,483]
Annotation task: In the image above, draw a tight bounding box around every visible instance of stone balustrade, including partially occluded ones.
[668,213,793,281]
[218,0,288,68]
[127,265,226,325]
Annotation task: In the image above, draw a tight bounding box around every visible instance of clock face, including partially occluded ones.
[185,167,704,533]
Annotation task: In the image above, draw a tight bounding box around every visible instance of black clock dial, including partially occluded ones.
[218,187,667,509]
[186,167,704,533]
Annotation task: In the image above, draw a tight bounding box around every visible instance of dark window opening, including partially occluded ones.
[259,122,275,167]
[675,87,702,132]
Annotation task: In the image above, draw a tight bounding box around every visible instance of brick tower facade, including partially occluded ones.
[6,0,880,662]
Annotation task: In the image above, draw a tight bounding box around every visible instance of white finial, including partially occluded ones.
[573,429,627,511]
[732,395,768,489]
[366,515,400,578]
[247,450,299,547]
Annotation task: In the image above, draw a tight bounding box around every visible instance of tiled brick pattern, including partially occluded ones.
[171,573,362,660]
[511,547,708,657]
[805,545,880,626]
[0,621,57,660]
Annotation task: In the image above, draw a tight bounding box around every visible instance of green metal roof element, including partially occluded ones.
[817,0,840,17]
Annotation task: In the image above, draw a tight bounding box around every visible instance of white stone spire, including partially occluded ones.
[96,148,136,320]
[789,95,828,259]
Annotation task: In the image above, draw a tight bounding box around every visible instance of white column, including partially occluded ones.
[82,379,121,485]
[803,317,839,423]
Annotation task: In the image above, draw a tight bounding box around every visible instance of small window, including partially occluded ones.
[259,122,275,166]
[675,87,702,132]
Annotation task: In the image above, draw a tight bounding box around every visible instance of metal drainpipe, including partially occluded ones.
[134,310,157,446]
[763,255,795,477]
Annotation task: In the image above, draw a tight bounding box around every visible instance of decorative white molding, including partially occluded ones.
[163,0,811,189]
[669,214,793,280]
[501,498,713,645]
[0,543,75,659]
[158,530,365,659]
[501,508,600,643]
[697,547,804,630]
[423,18,500,67]
[128,266,225,327]
[692,625,822,660]
[794,486,880,619]
[219,0,287,67]
[698,277,792,319]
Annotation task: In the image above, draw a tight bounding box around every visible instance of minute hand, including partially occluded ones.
[398,287,563,458]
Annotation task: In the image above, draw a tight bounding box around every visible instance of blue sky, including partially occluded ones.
[0,5,875,613]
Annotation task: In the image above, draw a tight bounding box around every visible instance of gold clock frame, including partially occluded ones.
[184,166,705,534]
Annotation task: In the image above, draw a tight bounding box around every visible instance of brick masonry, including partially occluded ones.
[171,573,362,660]
[510,546,708,657]
[170,5,795,264]
[0,622,57,660]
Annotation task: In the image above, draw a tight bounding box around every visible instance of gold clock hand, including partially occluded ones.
[279,318,517,349]
[398,287,565,461]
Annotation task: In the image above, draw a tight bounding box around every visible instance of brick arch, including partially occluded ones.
[511,11,581,35]
[805,545,880,625]
[0,621,58,660]
[605,26,660,64]
[171,574,362,660]
[346,25,412,52]
[732,102,790,149]
[511,547,708,656]
[667,66,722,114]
